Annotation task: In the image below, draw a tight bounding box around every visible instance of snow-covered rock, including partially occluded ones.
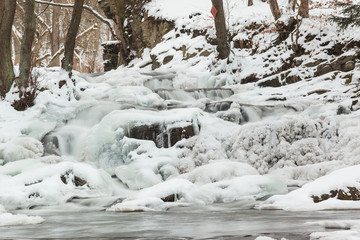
[259,165,360,211]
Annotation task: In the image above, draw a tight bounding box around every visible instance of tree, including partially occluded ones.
[19,0,36,89]
[50,0,61,67]
[61,0,85,76]
[0,0,16,97]
[211,0,230,59]
[269,0,281,21]
[330,4,360,29]
[289,0,296,12]
[299,0,309,18]
[30,0,115,71]
[113,0,131,65]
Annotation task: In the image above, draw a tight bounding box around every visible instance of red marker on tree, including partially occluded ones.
[211,5,218,18]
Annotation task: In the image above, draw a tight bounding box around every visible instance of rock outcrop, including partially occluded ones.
[60,171,87,187]
[99,0,174,69]
[102,41,120,71]
[127,123,196,148]
[312,187,360,203]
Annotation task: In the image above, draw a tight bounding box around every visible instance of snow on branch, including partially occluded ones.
[46,24,98,67]
[34,0,118,40]
[12,26,23,43]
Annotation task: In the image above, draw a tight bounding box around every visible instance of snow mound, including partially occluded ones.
[0,212,44,226]
[108,175,287,212]
[259,165,360,211]
[0,204,43,226]
[187,161,258,184]
[0,160,115,209]
[255,237,280,240]
[0,137,44,163]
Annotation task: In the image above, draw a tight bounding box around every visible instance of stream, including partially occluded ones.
[2,72,351,239]
[2,203,359,239]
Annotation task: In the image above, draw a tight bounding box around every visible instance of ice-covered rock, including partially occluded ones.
[0,137,44,163]
[231,117,335,174]
[127,122,195,148]
[178,134,227,169]
[83,108,201,170]
[0,160,116,209]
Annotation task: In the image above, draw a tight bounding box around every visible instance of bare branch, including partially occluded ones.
[34,0,118,39]
[46,24,97,67]
[36,53,51,63]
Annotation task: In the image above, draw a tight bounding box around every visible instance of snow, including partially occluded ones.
[0,159,120,210]
[187,161,258,184]
[0,204,43,226]
[255,237,287,240]
[1,0,360,238]
[306,220,360,240]
[1,137,44,163]
[108,175,287,212]
[0,212,44,226]
[259,165,360,211]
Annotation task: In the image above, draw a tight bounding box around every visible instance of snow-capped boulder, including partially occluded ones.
[259,165,360,211]
[0,137,44,163]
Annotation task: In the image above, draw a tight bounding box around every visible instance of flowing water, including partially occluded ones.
[2,203,359,239]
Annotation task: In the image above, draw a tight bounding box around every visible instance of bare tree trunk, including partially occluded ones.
[0,0,16,97]
[211,0,230,60]
[289,0,296,11]
[13,33,21,66]
[50,0,61,67]
[113,0,131,65]
[248,0,253,6]
[19,0,36,88]
[61,0,84,75]
[299,0,309,18]
[269,0,281,21]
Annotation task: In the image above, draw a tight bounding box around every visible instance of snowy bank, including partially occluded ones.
[259,165,360,211]
[0,204,43,226]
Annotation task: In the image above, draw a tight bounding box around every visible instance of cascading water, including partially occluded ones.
[42,102,129,157]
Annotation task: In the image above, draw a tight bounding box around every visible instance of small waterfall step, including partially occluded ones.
[143,71,176,90]
[155,88,234,101]
[205,101,233,113]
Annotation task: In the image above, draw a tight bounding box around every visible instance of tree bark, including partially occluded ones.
[50,0,60,67]
[19,0,36,89]
[113,0,131,65]
[61,0,84,75]
[248,0,253,6]
[269,0,281,21]
[299,0,309,18]
[211,0,230,60]
[0,0,16,97]
[289,0,296,11]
